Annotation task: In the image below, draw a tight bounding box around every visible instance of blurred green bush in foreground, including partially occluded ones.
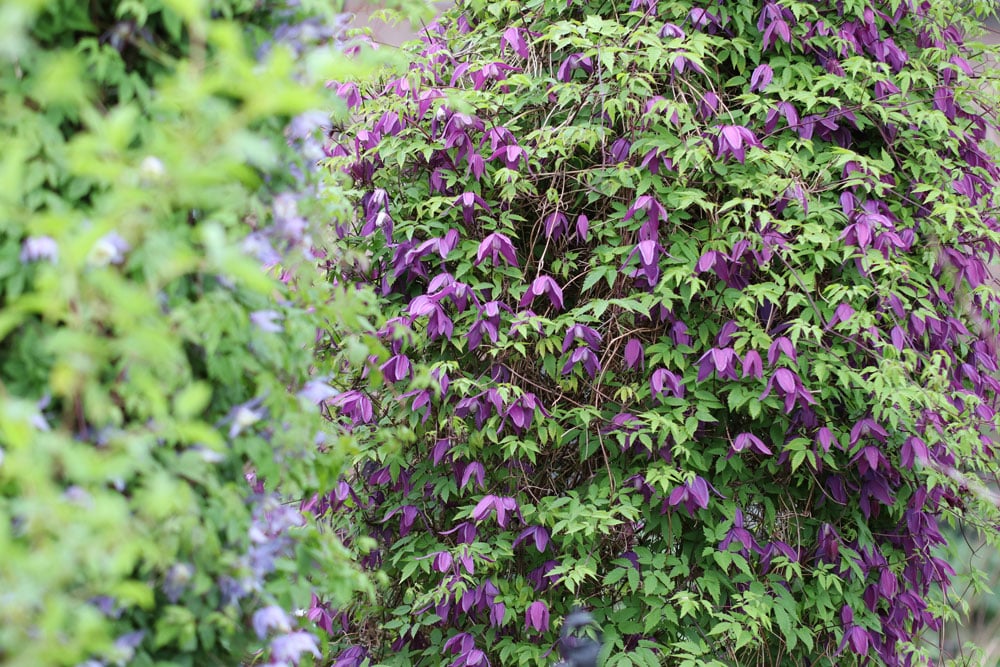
[0,0,384,664]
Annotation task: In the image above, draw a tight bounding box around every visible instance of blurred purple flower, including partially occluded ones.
[525,600,550,632]
[714,125,762,164]
[253,605,294,638]
[251,310,284,333]
[20,236,58,264]
[270,631,321,665]
[749,64,773,92]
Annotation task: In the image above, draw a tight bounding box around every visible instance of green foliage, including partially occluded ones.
[322,0,1000,665]
[0,1,375,665]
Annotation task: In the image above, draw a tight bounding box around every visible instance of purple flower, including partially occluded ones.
[742,350,763,379]
[719,509,761,555]
[562,324,602,352]
[270,631,321,665]
[731,432,773,455]
[525,600,550,632]
[454,192,491,224]
[253,605,294,638]
[624,338,644,370]
[251,310,284,333]
[557,53,593,82]
[714,125,762,164]
[562,347,601,377]
[432,551,453,573]
[749,64,773,92]
[20,236,58,264]
[650,368,685,400]
[766,336,797,365]
[519,275,564,311]
[472,495,520,528]
[500,27,530,58]
[513,525,551,553]
[475,232,518,267]
[666,476,710,514]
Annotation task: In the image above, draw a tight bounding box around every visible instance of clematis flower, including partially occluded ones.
[650,368,685,400]
[525,600,550,632]
[719,509,762,555]
[519,275,564,311]
[750,63,773,92]
[253,606,294,638]
[500,27,530,58]
[714,125,762,164]
[454,192,491,224]
[562,347,601,377]
[731,432,773,455]
[270,631,321,665]
[562,324,602,352]
[513,525,550,553]
[472,495,520,528]
[475,232,518,267]
[624,338,644,370]
[557,53,593,82]
[665,476,710,514]
[20,235,58,263]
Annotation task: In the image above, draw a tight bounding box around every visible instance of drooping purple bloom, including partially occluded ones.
[454,192,491,224]
[253,605,294,638]
[624,338,644,370]
[562,347,601,377]
[500,27,530,58]
[471,495,520,528]
[519,275,564,311]
[665,476,710,514]
[742,350,763,379]
[525,600,550,632]
[650,368,685,400]
[475,232,518,267]
[749,63,773,92]
[513,525,551,553]
[562,324,602,353]
[732,432,773,456]
[20,236,58,264]
[270,631,321,665]
[714,125,762,164]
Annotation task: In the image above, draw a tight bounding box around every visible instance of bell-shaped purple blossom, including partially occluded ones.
[432,551,454,573]
[714,125,762,164]
[759,367,815,413]
[525,600,550,633]
[519,275,564,311]
[562,347,601,378]
[562,324,602,353]
[557,53,594,82]
[454,192,491,224]
[731,432,773,456]
[665,476,710,514]
[749,63,773,92]
[471,495,520,528]
[624,338,644,370]
[513,525,551,553]
[270,631,321,665]
[719,509,762,555]
[253,605,294,638]
[742,350,763,379]
[500,27,530,59]
[459,461,486,491]
[767,336,797,366]
[697,347,739,382]
[475,232,518,267]
[650,368,685,400]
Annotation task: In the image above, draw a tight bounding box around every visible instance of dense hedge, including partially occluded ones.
[322,0,1000,665]
[0,1,377,665]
